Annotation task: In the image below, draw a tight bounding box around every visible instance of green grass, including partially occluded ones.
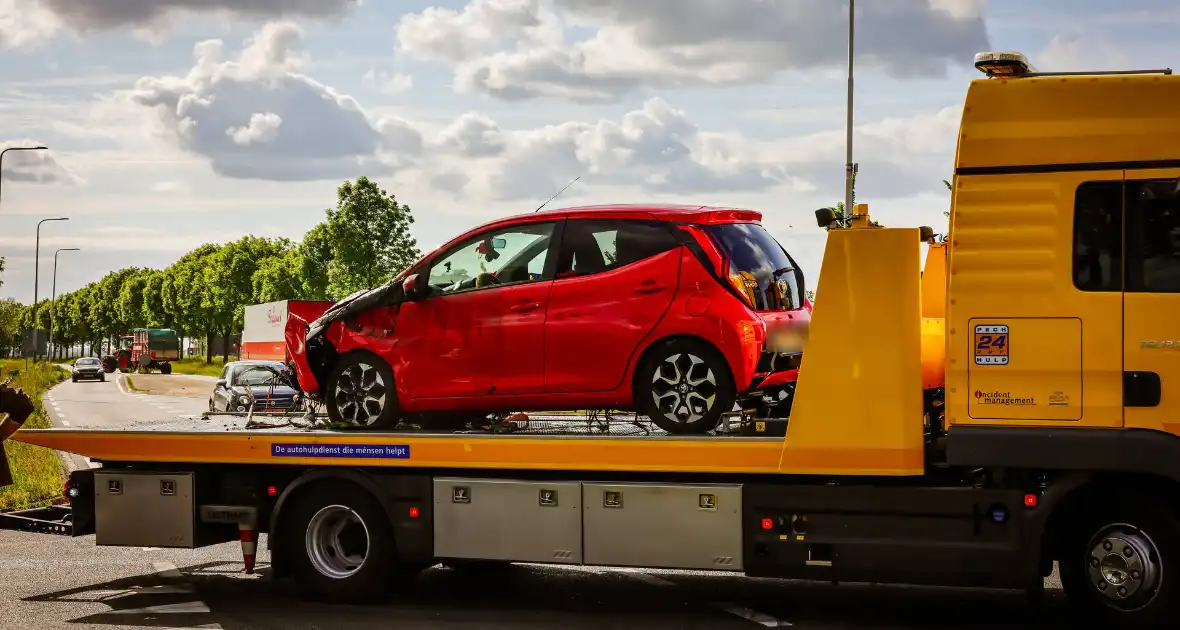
[124,375,146,392]
[0,360,69,511]
[168,356,227,377]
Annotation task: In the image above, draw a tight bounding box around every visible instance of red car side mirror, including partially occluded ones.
[402,273,421,299]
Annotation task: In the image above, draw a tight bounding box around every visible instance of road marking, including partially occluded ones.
[713,603,792,627]
[611,568,675,586]
[107,601,212,614]
[84,456,100,468]
[152,561,183,578]
[59,419,70,426]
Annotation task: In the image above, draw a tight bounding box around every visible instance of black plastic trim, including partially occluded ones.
[956,158,1180,176]
[946,426,1180,482]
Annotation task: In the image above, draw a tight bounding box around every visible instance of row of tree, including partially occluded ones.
[0,177,421,361]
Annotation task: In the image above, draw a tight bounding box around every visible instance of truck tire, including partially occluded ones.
[160,363,172,375]
[1060,494,1180,629]
[634,338,736,434]
[284,482,400,604]
[324,352,401,430]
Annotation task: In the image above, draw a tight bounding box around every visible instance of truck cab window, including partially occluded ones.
[1125,179,1180,293]
[1073,181,1123,292]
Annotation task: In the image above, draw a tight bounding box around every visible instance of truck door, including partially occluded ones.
[1122,169,1180,434]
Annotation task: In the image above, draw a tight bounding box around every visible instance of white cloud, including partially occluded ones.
[0,140,76,185]
[433,97,805,201]
[125,21,424,181]
[397,0,991,101]
[1,0,359,49]
[1036,34,1128,73]
[228,112,283,146]
[362,69,414,95]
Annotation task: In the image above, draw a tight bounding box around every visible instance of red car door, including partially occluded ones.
[395,220,557,400]
[544,218,681,393]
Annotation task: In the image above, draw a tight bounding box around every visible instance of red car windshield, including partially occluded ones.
[703,223,803,311]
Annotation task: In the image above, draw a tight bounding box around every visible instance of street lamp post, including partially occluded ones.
[50,247,79,360]
[844,0,857,220]
[31,216,68,361]
[0,145,49,210]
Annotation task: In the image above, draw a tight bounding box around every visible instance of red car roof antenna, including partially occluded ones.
[534,175,581,212]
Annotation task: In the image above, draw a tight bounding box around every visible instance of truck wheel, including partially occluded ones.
[325,352,400,430]
[1060,497,1180,628]
[285,483,400,604]
[160,363,172,375]
[635,338,735,434]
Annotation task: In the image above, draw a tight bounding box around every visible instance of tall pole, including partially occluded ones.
[31,216,68,361]
[844,0,856,222]
[51,247,79,361]
[0,145,49,211]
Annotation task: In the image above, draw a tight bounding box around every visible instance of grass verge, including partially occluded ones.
[168,356,226,377]
[124,375,146,392]
[0,360,69,511]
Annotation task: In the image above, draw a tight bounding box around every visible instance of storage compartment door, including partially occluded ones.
[583,482,743,571]
[433,478,582,564]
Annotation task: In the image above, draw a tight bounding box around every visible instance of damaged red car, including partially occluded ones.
[285,204,810,434]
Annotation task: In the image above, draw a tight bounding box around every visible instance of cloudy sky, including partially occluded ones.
[0,0,1168,301]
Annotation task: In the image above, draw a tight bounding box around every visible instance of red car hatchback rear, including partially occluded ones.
[287,204,809,434]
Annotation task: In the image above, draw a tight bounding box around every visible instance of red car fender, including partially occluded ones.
[621,248,767,396]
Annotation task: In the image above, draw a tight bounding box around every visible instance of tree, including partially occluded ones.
[0,256,5,291]
[162,244,221,363]
[322,176,420,298]
[203,236,289,362]
[0,298,22,358]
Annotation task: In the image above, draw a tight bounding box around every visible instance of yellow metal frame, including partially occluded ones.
[11,220,928,477]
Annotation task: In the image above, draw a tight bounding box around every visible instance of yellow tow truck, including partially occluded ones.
[4,50,1180,627]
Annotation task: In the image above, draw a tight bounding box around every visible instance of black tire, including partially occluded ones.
[161,363,172,375]
[634,338,736,434]
[324,352,401,430]
[71,376,77,383]
[284,483,401,604]
[99,374,105,382]
[1060,492,1180,629]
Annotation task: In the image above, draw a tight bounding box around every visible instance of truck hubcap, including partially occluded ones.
[333,363,387,426]
[651,353,717,425]
[1086,523,1162,610]
[305,505,370,579]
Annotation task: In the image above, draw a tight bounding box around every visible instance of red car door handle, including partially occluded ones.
[509,301,542,313]
[635,280,666,295]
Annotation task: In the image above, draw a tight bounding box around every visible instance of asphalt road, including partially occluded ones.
[43,371,211,470]
[0,528,1077,630]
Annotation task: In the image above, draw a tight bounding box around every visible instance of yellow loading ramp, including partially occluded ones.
[12,228,926,477]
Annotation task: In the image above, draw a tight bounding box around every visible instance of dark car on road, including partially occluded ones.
[209,360,302,413]
[71,357,105,383]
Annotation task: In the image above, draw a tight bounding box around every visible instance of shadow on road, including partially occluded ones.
[22,560,1080,629]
